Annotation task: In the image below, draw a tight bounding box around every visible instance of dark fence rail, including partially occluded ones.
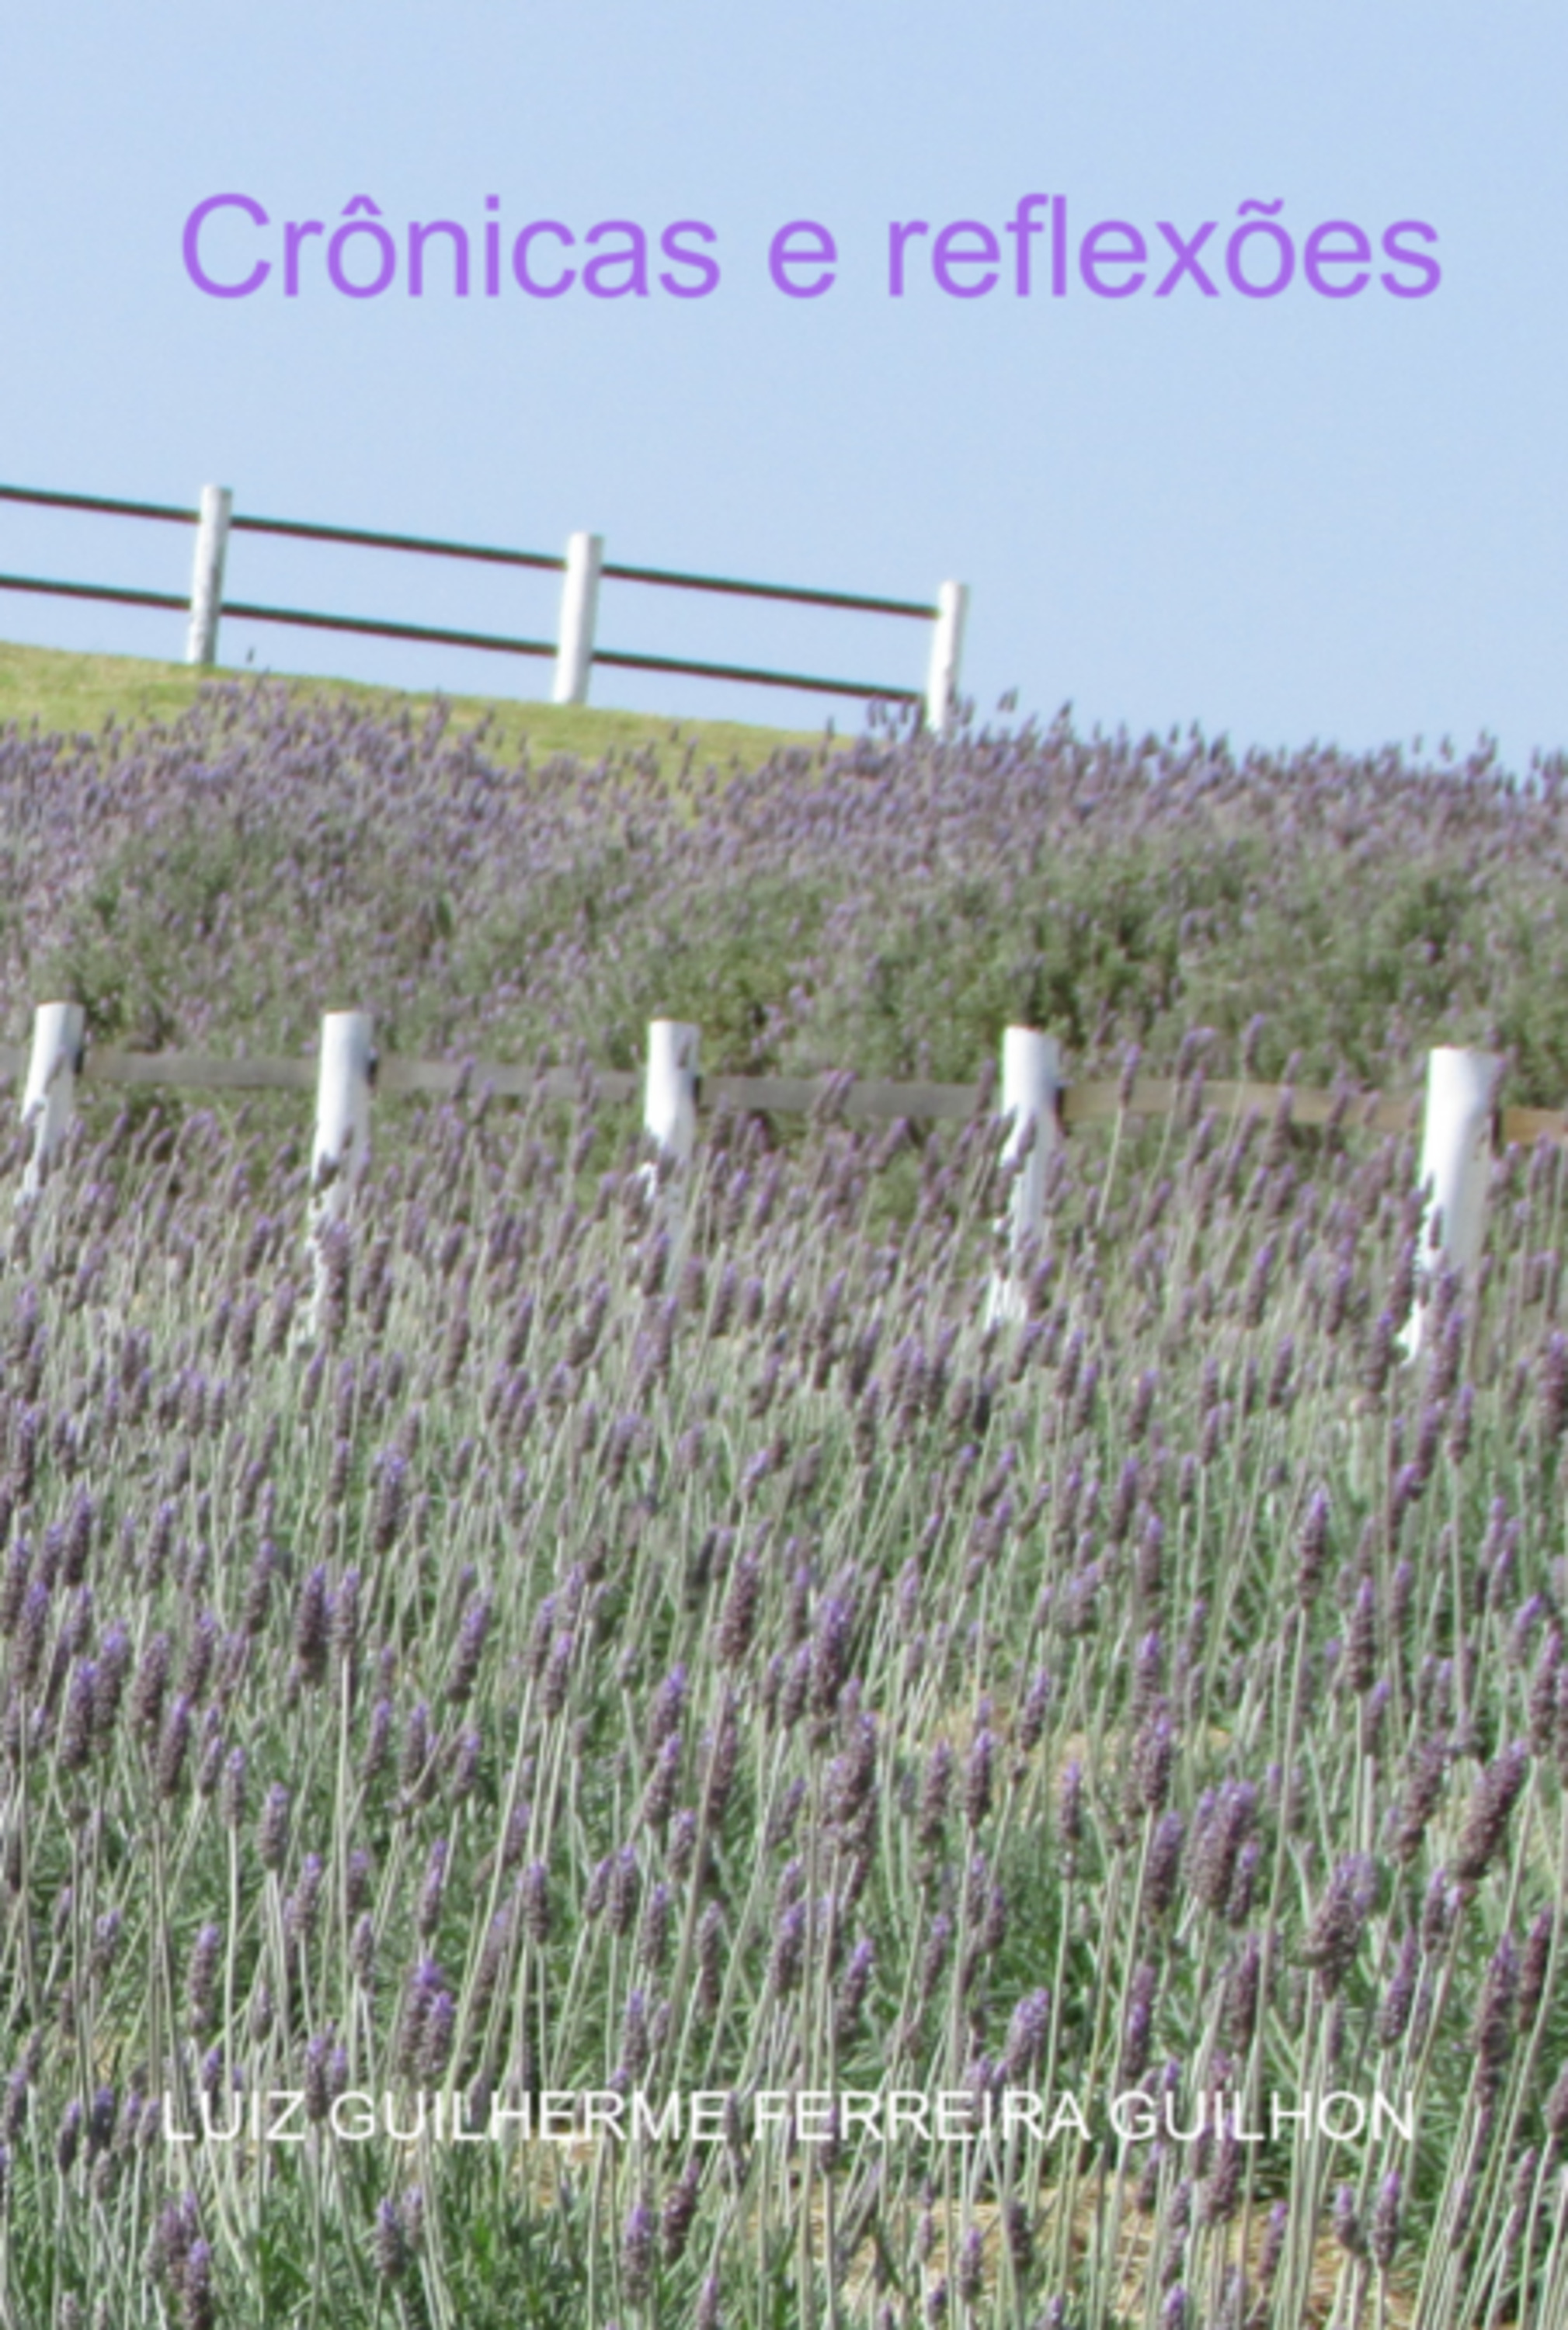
[0,1034,1511,1140]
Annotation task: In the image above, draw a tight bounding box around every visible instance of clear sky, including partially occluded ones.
[0,3,1557,767]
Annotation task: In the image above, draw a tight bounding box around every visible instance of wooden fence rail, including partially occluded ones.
[9,1036,1563,1143]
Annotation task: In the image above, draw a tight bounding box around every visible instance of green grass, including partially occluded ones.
[0,635,822,773]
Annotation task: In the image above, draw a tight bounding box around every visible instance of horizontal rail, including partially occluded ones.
[230,511,564,572]
[0,572,188,615]
[592,647,921,701]
[8,1036,1567,1149]
[221,607,909,700]
[601,559,937,619]
[0,483,930,613]
[1502,1104,1568,1146]
[0,576,556,661]
[2,1050,980,1118]
[83,1049,315,1094]
[711,1073,975,1121]
[1063,1076,1420,1135]
[377,1059,637,1103]
[0,582,923,699]
[8,1042,1531,1139]
[221,600,555,659]
[0,483,196,526]
[73,1050,644,1104]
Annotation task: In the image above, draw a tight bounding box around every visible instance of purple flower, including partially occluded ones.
[186,1924,224,2036]
[259,1782,290,1873]
[628,2151,686,2280]
[57,1661,95,1773]
[1128,1707,1175,1815]
[918,1740,953,1849]
[1297,1489,1330,1602]
[1003,1987,1050,2081]
[1452,1741,1530,1883]
[291,1566,330,1688]
[156,1695,193,1799]
[1376,1931,1420,2050]
[622,2200,656,2304]
[640,1734,682,1831]
[1332,2184,1363,2257]
[1144,1811,1185,1923]
[1302,1854,1378,1994]
[447,1594,492,1705]
[1120,1962,1158,2088]
[415,1840,448,1940]
[1470,1935,1520,2106]
[1223,1934,1262,2050]
[769,1901,808,1998]
[521,1859,550,1945]
[697,1902,725,2016]
[964,1729,996,1829]
[182,2238,216,2330]
[373,2196,409,2280]
[608,1845,641,1938]
[1370,2171,1403,2273]
[130,1631,171,1741]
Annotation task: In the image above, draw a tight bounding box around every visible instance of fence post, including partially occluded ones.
[641,1019,699,1237]
[553,530,603,706]
[308,1011,375,1335]
[644,1020,699,1168]
[986,1025,1061,1324]
[1406,1044,1500,1355]
[186,484,233,668]
[925,580,968,736]
[17,1001,85,1202]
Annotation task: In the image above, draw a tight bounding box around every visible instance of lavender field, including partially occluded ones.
[1,683,1567,2328]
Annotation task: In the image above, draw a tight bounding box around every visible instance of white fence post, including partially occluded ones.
[641,1018,699,1239]
[185,484,233,668]
[1406,1044,1500,1355]
[308,1011,375,1335]
[925,580,968,736]
[644,1020,699,1170]
[553,530,603,706]
[986,1025,1060,1324]
[18,1001,85,1202]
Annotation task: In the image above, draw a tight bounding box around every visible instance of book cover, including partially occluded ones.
[0,9,1558,2328]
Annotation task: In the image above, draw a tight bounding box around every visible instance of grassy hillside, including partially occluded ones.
[0,635,819,774]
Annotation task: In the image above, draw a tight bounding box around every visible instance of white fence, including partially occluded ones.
[9,1007,1524,1355]
[0,481,970,732]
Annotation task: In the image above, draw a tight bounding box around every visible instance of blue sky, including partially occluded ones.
[0,3,1559,765]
